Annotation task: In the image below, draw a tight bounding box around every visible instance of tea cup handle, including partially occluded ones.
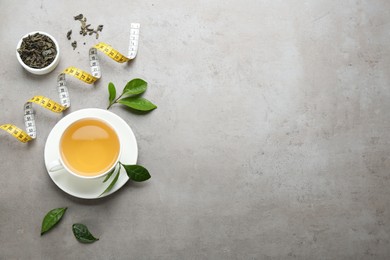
[48,159,64,172]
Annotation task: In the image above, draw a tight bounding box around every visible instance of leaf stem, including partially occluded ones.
[107,93,124,110]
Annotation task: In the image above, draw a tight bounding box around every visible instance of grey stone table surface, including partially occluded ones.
[1,0,390,259]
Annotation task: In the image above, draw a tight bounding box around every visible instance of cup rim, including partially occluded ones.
[58,116,122,180]
[16,31,60,74]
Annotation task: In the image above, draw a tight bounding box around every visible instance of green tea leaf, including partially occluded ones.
[72,223,99,243]
[41,207,67,235]
[108,82,116,104]
[103,164,117,183]
[118,97,157,111]
[122,164,151,182]
[100,168,121,196]
[123,78,147,96]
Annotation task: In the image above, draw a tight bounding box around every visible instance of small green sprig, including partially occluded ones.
[107,78,157,111]
[100,162,151,196]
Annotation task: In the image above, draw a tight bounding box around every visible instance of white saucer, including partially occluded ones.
[44,108,138,199]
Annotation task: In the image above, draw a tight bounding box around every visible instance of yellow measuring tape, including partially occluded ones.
[1,23,140,143]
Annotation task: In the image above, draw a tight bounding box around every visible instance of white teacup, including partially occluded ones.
[48,116,121,180]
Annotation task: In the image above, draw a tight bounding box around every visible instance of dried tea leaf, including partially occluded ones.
[66,30,72,40]
[71,41,77,50]
[74,14,83,20]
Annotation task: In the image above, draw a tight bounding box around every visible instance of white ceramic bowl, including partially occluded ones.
[16,31,60,75]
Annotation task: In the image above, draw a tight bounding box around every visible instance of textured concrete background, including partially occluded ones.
[1,0,390,259]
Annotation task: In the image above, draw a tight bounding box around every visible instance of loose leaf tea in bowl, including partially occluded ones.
[17,33,57,69]
[16,31,60,75]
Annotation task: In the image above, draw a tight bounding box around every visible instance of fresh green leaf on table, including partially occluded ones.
[72,223,99,243]
[108,82,116,105]
[123,78,147,96]
[118,97,157,111]
[41,207,67,235]
[122,164,151,182]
